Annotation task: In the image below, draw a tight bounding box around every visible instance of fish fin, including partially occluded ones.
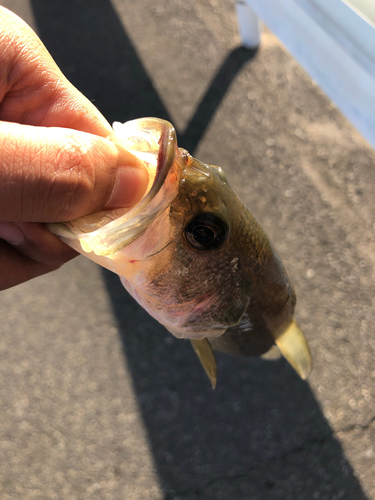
[190,338,217,389]
[261,345,282,360]
[275,321,312,380]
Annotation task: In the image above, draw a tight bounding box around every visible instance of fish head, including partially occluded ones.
[48,118,310,379]
[128,150,255,340]
[137,150,297,346]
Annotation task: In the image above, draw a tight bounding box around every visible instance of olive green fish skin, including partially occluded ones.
[49,118,309,375]
[134,150,297,352]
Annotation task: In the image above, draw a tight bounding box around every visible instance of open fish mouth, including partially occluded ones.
[48,118,181,256]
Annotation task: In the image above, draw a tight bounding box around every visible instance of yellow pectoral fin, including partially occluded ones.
[275,321,312,380]
[190,338,217,389]
[261,345,282,360]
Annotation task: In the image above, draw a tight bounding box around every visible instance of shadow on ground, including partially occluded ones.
[31,0,368,497]
[31,0,255,153]
[103,270,366,499]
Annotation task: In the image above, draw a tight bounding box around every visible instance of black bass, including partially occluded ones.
[48,118,311,387]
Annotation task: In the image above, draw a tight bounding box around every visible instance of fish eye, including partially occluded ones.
[184,213,228,251]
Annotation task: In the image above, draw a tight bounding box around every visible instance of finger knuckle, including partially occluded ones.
[47,137,97,220]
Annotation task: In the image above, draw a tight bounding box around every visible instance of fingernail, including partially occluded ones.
[105,165,149,209]
[0,222,25,245]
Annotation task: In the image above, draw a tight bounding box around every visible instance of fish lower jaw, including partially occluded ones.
[165,326,227,340]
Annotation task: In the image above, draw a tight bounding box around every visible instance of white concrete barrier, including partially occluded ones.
[236,0,375,149]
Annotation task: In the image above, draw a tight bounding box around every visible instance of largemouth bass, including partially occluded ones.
[48,118,311,388]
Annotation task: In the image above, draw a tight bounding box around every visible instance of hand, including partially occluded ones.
[0,7,148,290]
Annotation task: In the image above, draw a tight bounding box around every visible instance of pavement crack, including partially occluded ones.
[337,415,375,435]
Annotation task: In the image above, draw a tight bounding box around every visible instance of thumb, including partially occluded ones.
[0,121,149,222]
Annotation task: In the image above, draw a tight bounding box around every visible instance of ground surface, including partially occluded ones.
[0,0,375,499]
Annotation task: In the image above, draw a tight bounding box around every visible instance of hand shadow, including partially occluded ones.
[30,0,369,497]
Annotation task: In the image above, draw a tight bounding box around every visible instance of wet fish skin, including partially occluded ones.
[48,118,311,384]
[141,150,296,348]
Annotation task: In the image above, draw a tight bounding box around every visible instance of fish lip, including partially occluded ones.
[49,119,181,256]
[111,118,177,219]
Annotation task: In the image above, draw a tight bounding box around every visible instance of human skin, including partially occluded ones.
[0,7,149,290]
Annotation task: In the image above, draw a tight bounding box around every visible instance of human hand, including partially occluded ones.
[0,7,149,290]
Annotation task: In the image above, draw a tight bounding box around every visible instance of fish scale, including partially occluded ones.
[48,117,311,387]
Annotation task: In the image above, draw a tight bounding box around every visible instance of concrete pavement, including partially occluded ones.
[0,0,375,498]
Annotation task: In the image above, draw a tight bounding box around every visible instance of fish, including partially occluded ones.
[48,117,311,388]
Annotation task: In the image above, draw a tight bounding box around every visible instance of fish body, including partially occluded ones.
[49,118,311,385]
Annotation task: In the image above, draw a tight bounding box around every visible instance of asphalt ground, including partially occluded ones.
[0,1,375,499]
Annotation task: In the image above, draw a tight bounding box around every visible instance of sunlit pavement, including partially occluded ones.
[0,1,375,498]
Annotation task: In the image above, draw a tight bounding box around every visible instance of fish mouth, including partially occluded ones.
[48,118,181,256]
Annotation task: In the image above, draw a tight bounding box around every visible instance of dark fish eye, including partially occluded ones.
[184,213,228,251]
